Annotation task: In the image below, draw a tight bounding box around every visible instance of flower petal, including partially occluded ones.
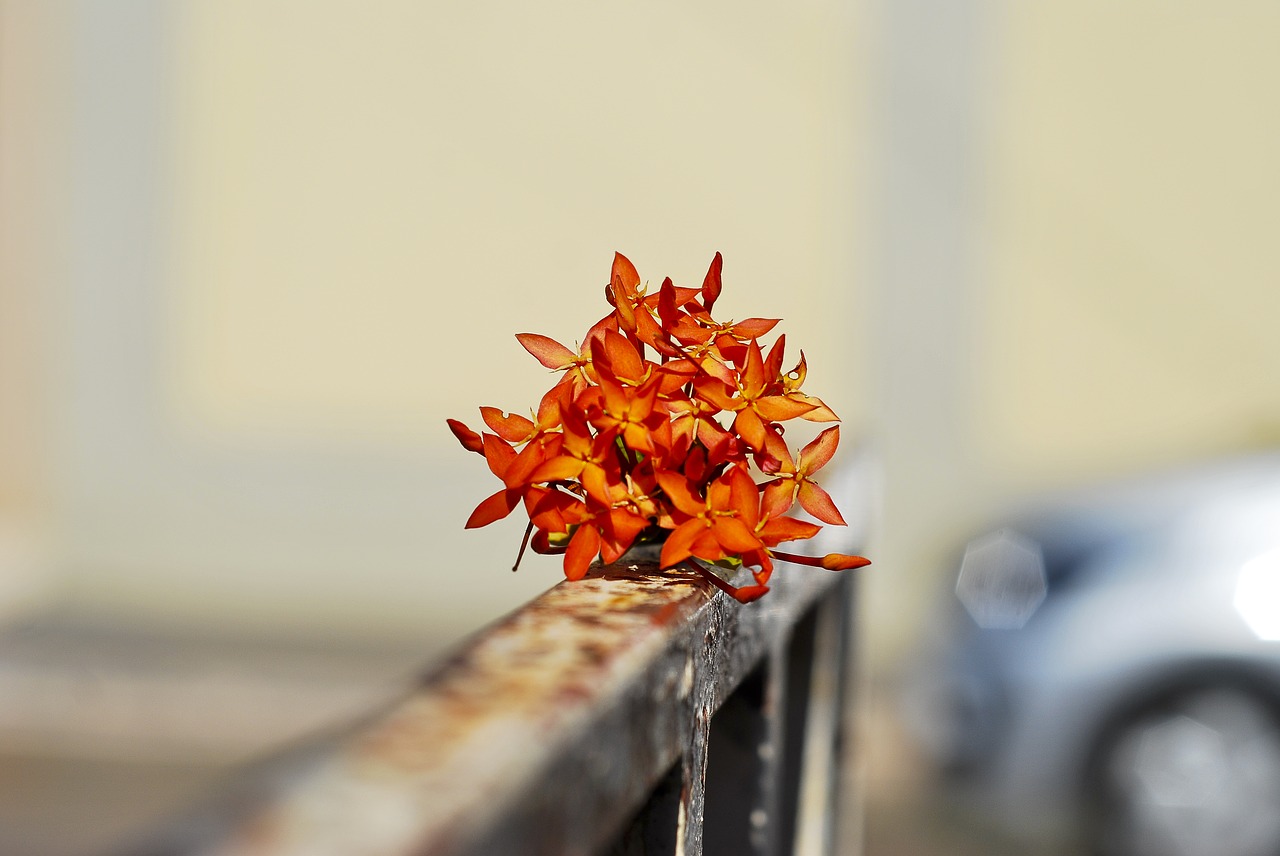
[784,351,808,390]
[481,433,517,479]
[731,317,780,339]
[516,333,576,369]
[535,384,569,428]
[690,529,727,563]
[760,430,794,475]
[635,309,676,355]
[710,517,763,554]
[612,251,641,291]
[731,584,770,604]
[563,524,601,581]
[446,419,484,454]
[622,423,656,455]
[598,329,646,384]
[503,435,560,488]
[756,515,820,545]
[657,277,681,329]
[580,464,614,506]
[655,472,707,518]
[733,407,768,452]
[465,488,518,528]
[727,466,760,530]
[760,479,795,520]
[525,488,579,533]
[798,425,840,475]
[764,334,786,381]
[660,519,705,569]
[529,455,584,484]
[701,252,723,314]
[754,395,818,422]
[739,340,767,397]
[601,509,648,562]
[480,406,536,442]
[795,394,839,422]
[797,480,847,526]
[694,378,738,412]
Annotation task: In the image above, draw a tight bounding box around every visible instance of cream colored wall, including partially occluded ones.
[0,2,65,616]
[863,2,1280,663]
[167,0,867,451]
[10,1,1277,656]
[0,1,866,642]
[979,2,1280,487]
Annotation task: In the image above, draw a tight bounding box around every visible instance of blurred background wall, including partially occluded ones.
[0,0,867,648]
[869,0,1280,661]
[2,0,1279,661]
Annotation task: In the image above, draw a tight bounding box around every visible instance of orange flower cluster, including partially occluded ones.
[448,252,869,603]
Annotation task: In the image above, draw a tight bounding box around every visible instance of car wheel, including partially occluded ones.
[1089,687,1280,856]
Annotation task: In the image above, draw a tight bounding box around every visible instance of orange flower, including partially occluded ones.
[479,383,569,446]
[696,339,817,452]
[656,466,763,569]
[463,433,561,529]
[528,405,618,504]
[761,425,847,526]
[560,497,650,581]
[666,382,733,461]
[581,370,666,456]
[778,350,838,422]
[448,251,870,603]
[516,331,598,397]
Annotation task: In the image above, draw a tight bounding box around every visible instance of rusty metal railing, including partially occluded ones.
[121,562,859,856]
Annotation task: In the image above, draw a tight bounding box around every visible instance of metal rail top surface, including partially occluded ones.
[127,560,846,856]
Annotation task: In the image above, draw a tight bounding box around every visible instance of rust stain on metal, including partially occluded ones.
[175,561,842,856]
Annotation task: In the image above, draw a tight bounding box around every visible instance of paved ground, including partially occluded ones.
[859,681,1063,856]
[0,616,434,856]
[0,753,226,856]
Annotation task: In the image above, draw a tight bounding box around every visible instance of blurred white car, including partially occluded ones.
[905,453,1280,856]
